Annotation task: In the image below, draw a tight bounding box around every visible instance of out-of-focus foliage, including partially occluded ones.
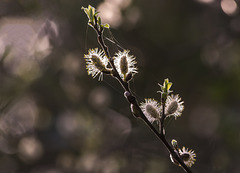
[0,0,240,173]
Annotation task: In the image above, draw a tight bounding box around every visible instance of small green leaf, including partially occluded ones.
[158,78,173,100]
[97,16,101,25]
[103,23,110,28]
[164,78,168,87]
[87,5,92,11]
[82,7,89,16]
[91,5,95,15]
[163,78,172,92]
[167,82,172,91]
[89,8,93,21]
[95,11,100,16]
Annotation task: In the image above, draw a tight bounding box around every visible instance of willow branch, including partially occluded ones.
[90,18,192,173]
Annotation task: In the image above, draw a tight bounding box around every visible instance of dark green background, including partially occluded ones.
[0,0,240,172]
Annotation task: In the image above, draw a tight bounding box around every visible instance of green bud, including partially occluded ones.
[103,23,110,28]
[171,139,179,150]
[82,5,97,25]
[97,16,101,25]
[163,78,172,92]
[158,78,173,101]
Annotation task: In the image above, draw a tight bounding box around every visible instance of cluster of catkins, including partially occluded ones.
[82,5,196,168]
[84,48,137,81]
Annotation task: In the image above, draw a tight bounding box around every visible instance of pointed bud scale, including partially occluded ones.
[124,91,131,100]
[125,72,132,82]
[170,154,180,166]
[131,104,141,118]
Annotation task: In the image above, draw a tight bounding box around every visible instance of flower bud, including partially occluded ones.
[91,55,107,72]
[165,95,184,119]
[120,55,128,77]
[166,100,178,115]
[124,91,131,100]
[113,50,137,81]
[178,147,196,168]
[140,99,161,123]
[84,48,111,81]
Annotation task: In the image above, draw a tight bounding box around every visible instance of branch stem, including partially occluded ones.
[91,20,192,173]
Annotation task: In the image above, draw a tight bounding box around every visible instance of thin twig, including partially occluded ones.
[91,18,193,173]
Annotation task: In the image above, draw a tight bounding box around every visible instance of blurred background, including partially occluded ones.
[0,0,240,172]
